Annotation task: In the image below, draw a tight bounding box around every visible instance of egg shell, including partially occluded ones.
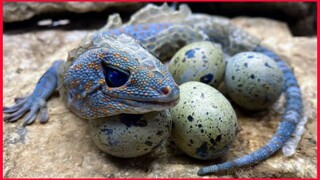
[89,110,172,158]
[168,41,225,87]
[170,81,237,160]
[224,52,283,110]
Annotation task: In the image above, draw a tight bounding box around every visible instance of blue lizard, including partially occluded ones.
[3,4,303,176]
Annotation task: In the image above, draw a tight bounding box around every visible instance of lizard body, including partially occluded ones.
[4,4,303,176]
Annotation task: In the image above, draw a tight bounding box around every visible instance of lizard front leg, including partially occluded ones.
[4,60,64,126]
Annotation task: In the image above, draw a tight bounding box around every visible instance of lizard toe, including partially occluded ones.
[4,104,30,122]
[39,99,49,123]
[3,96,29,113]
[22,104,41,126]
[4,95,48,126]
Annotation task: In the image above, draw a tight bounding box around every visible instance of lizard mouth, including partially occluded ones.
[102,84,180,111]
[118,96,180,110]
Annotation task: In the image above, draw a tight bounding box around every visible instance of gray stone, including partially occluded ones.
[4,2,143,22]
[3,17,316,177]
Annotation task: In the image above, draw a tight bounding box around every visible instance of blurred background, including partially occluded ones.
[4,2,317,36]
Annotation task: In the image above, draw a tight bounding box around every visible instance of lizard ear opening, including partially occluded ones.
[101,61,130,88]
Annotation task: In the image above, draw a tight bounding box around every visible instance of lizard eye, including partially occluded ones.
[101,62,130,87]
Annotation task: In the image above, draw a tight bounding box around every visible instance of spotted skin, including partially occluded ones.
[103,23,173,41]
[4,5,303,176]
[64,47,179,119]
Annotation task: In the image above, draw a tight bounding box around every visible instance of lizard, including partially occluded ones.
[3,4,304,176]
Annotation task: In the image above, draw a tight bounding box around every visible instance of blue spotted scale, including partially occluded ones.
[3,4,303,176]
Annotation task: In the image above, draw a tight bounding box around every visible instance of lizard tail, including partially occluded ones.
[198,46,303,175]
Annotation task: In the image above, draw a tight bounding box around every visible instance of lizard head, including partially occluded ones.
[64,34,180,119]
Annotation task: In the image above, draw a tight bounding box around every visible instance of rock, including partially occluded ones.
[4,2,144,22]
[189,2,316,36]
[3,15,316,178]
[5,2,316,36]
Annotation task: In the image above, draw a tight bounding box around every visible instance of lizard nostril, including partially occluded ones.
[160,86,171,95]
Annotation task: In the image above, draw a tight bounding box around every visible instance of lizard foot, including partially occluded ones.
[3,60,62,126]
[4,95,48,126]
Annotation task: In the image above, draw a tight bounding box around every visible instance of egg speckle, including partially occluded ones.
[225,52,283,110]
[168,41,225,87]
[170,81,237,160]
[89,110,172,158]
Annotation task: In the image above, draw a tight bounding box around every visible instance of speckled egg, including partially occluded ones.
[89,110,172,158]
[168,41,225,87]
[169,81,237,160]
[225,52,283,110]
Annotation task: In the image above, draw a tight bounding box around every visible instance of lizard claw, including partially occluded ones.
[4,95,48,126]
[14,97,26,103]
